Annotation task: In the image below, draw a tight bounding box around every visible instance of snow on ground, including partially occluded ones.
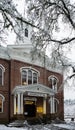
[0,125,27,130]
[54,123,75,130]
[0,122,75,130]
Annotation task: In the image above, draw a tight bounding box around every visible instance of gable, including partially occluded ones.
[12,83,55,97]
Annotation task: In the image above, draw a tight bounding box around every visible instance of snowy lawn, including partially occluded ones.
[0,122,75,130]
[0,125,26,130]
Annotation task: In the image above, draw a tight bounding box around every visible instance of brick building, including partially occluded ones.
[0,23,64,123]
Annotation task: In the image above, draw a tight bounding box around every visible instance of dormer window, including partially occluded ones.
[25,28,28,37]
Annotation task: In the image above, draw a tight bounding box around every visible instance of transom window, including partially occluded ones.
[48,75,58,91]
[21,67,40,85]
[0,65,5,86]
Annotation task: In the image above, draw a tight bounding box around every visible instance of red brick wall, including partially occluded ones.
[0,58,64,122]
[10,60,63,87]
[10,59,64,119]
[0,59,10,123]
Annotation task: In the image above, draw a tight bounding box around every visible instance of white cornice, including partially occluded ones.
[0,46,10,60]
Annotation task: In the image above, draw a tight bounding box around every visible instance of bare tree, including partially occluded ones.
[25,0,75,78]
[0,0,75,80]
[0,0,37,44]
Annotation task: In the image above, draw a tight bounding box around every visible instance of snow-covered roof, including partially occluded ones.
[0,44,63,74]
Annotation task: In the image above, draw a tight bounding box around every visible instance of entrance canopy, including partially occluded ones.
[12,83,56,97]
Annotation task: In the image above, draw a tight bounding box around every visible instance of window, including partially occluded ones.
[33,73,37,84]
[22,70,27,85]
[48,75,58,91]
[0,94,5,113]
[0,68,2,86]
[21,67,40,85]
[28,70,32,84]
[49,97,59,114]
[25,28,28,37]
[55,100,58,113]
[0,65,5,86]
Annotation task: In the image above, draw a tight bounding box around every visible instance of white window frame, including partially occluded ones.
[20,67,40,85]
[48,75,59,92]
[49,97,59,114]
[0,94,5,113]
[0,64,5,86]
[54,98,59,113]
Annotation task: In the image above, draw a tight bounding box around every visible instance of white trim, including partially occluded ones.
[48,75,59,92]
[17,93,21,114]
[0,64,5,72]
[48,75,59,82]
[0,46,63,74]
[20,67,40,76]
[0,94,5,113]
[0,64,5,86]
[21,93,23,114]
[14,95,16,115]
[49,97,59,114]
[0,94,5,101]
[20,67,40,85]
[12,83,56,96]
[54,98,59,104]
[24,97,37,101]
[50,96,53,114]
[49,96,55,113]
[43,98,46,114]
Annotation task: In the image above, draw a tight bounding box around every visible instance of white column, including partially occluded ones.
[52,96,55,113]
[43,98,46,114]
[50,96,55,114]
[50,96,53,113]
[14,95,16,115]
[21,93,23,114]
[17,93,21,114]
